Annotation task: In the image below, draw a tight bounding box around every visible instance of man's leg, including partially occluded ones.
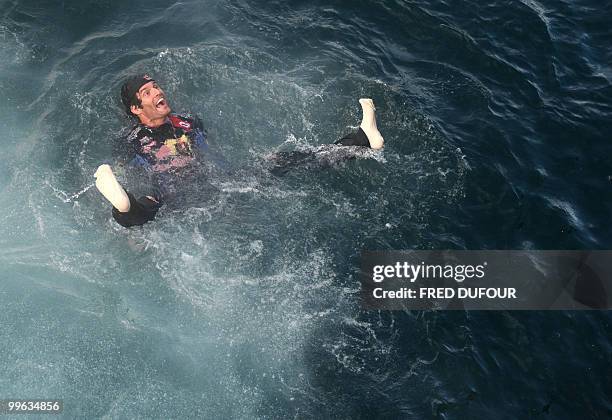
[266,98,384,175]
[94,164,162,227]
[94,164,130,211]
[265,150,319,175]
[334,98,384,149]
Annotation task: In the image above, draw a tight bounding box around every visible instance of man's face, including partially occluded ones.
[131,81,171,122]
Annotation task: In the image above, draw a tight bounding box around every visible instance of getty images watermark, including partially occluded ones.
[360,251,612,310]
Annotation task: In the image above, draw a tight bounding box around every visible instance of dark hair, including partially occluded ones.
[120,74,155,116]
[123,92,142,116]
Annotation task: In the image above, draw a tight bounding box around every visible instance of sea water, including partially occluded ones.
[1,0,610,417]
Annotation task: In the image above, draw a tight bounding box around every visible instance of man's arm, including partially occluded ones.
[192,116,209,151]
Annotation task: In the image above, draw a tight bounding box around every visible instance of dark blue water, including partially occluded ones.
[1,0,611,418]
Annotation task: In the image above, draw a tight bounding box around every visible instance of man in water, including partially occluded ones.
[95,74,384,228]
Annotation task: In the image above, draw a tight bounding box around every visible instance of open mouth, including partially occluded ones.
[155,96,167,109]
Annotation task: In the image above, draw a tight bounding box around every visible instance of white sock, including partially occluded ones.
[94,164,131,213]
[359,98,384,150]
